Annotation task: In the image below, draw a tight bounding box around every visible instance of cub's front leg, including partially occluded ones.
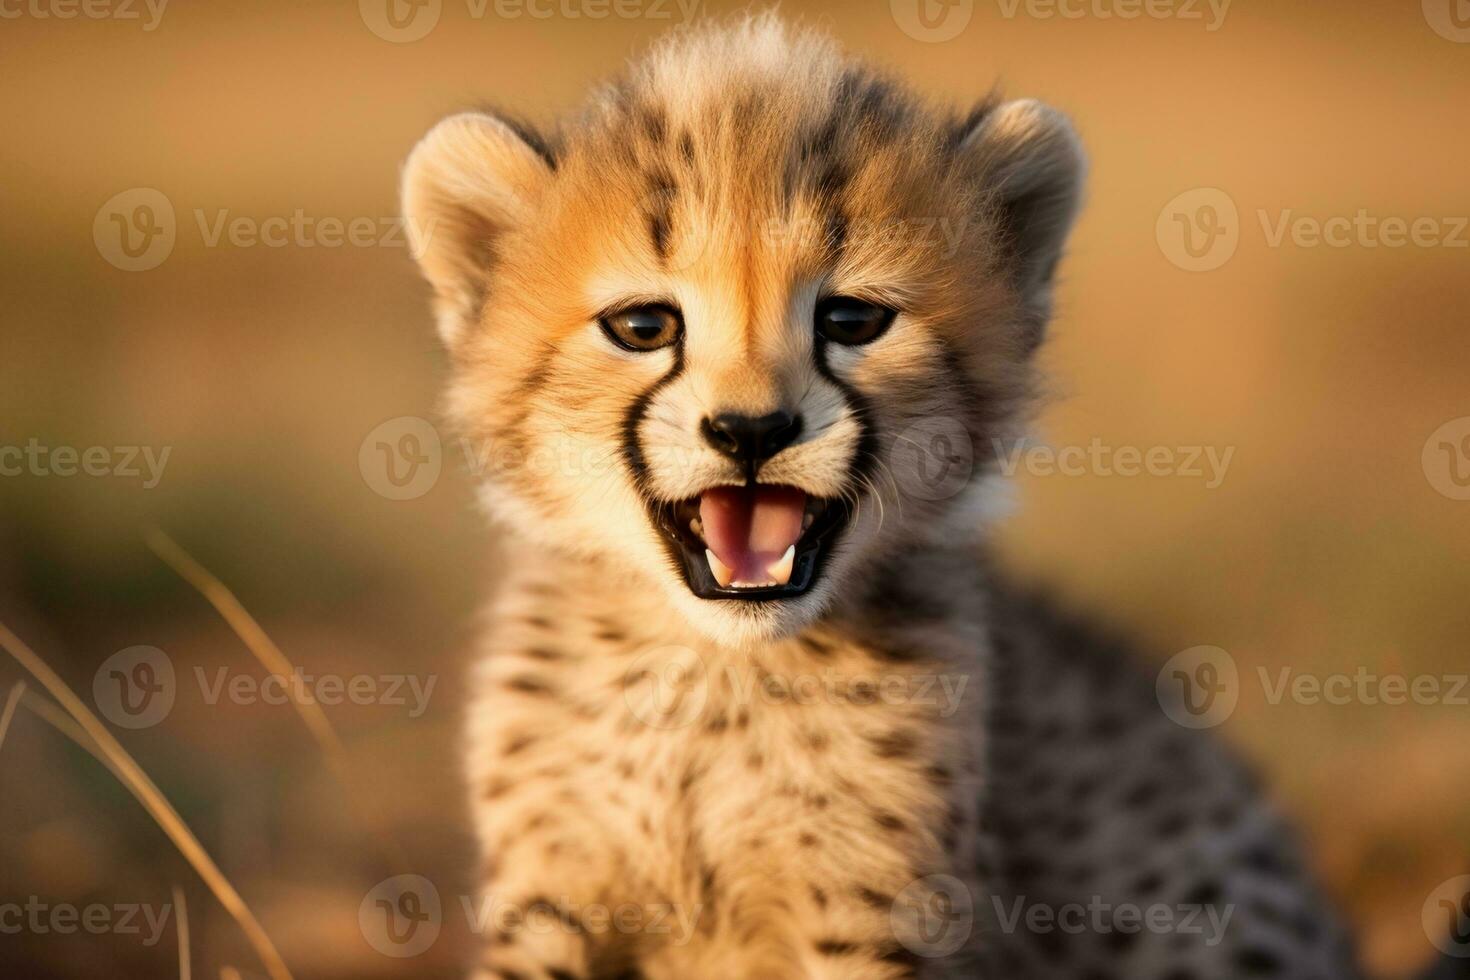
[466,651,633,979]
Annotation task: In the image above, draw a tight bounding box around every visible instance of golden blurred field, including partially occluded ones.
[1,1,1467,977]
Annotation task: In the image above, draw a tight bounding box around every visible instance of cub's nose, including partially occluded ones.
[700,411,802,467]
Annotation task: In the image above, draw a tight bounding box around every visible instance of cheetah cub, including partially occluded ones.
[402,15,1361,980]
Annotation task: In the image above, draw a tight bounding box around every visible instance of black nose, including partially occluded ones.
[701,411,802,467]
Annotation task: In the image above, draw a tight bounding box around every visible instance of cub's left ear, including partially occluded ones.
[958,98,1086,331]
[401,111,555,348]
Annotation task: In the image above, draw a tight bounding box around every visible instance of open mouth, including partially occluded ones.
[650,484,848,601]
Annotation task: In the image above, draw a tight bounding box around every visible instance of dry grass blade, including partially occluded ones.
[0,680,24,755]
[144,528,349,768]
[174,884,191,980]
[145,526,412,873]
[0,619,293,980]
[20,690,124,778]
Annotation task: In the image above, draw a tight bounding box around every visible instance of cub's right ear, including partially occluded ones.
[401,111,555,348]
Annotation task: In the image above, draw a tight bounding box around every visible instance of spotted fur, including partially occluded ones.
[402,14,1362,980]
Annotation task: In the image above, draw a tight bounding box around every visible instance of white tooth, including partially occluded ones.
[767,545,796,586]
[705,549,734,587]
[690,517,703,537]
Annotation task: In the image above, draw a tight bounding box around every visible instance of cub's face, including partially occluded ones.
[403,23,1083,645]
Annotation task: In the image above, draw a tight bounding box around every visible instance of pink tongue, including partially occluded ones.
[699,485,807,584]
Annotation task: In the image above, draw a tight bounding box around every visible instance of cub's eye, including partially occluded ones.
[600,304,682,352]
[815,296,896,346]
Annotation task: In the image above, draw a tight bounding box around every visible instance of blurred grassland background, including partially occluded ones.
[1,0,1468,977]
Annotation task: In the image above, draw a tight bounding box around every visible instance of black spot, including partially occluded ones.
[1157,811,1192,839]
[505,675,555,697]
[868,728,919,759]
[646,209,671,261]
[1132,870,1165,897]
[816,939,858,955]
[1235,947,1283,974]
[503,733,537,756]
[1123,779,1163,810]
[873,811,907,833]
[638,104,666,144]
[1182,880,1223,909]
[1240,845,1296,878]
